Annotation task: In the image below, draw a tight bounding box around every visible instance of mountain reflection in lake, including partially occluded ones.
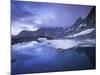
[11,40,95,74]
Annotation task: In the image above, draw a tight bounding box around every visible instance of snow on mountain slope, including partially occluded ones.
[12,7,96,45]
[63,7,95,39]
[72,28,95,37]
[65,28,95,38]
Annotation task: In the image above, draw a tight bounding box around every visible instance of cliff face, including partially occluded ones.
[63,6,96,39]
[85,6,96,28]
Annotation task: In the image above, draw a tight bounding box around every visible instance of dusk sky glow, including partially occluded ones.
[11,1,93,35]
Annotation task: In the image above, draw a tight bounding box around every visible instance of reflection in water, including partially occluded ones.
[11,40,95,74]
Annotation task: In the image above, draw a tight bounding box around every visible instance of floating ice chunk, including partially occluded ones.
[38,38,48,41]
[12,41,38,49]
[44,39,80,49]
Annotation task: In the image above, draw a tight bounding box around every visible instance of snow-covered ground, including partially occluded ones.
[65,28,95,38]
[73,28,95,37]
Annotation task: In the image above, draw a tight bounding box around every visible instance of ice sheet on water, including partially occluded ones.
[12,38,95,53]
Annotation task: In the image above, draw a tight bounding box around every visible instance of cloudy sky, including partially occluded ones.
[11,1,93,35]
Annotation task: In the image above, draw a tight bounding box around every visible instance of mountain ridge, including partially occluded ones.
[12,7,96,44]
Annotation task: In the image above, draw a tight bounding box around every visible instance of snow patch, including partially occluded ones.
[78,24,83,28]
[73,28,95,37]
[76,28,80,30]
[64,29,72,33]
[66,28,95,38]
[83,24,87,27]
